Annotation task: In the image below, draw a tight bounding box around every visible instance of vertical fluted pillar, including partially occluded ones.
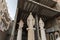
[27,13,35,40]
[17,20,24,40]
[39,18,46,40]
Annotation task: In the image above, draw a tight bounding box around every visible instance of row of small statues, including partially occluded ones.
[17,13,60,40]
[17,13,46,40]
[9,12,60,40]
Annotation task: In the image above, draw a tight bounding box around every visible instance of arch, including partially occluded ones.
[54,32,59,40]
[50,33,54,40]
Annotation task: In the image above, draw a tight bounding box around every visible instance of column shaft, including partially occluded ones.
[17,29,22,40]
[28,29,35,40]
[40,29,46,40]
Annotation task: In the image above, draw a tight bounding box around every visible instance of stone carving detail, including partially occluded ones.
[27,13,35,40]
[39,18,46,40]
[17,20,24,40]
[0,14,10,31]
[55,32,59,40]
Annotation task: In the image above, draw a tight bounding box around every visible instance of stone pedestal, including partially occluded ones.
[27,28,35,40]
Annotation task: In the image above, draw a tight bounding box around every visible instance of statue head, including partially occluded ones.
[27,12,35,27]
[19,20,24,28]
[39,18,44,28]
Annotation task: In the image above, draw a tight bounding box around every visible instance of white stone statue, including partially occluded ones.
[27,12,35,40]
[39,18,44,29]
[17,20,24,40]
[27,13,35,27]
[39,18,46,40]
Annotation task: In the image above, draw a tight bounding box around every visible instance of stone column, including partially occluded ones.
[17,20,24,40]
[39,18,46,40]
[27,13,35,40]
[0,17,1,22]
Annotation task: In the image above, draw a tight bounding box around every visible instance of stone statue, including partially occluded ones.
[39,18,46,40]
[17,20,24,40]
[27,12,35,40]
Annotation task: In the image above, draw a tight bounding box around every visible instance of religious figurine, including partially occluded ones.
[39,18,46,40]
[17,20,24,40]
[27,12,35,40]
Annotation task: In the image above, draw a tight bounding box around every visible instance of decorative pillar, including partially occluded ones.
[17,20,24,40]
[39,18,46,40]
[27,13,35,40]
